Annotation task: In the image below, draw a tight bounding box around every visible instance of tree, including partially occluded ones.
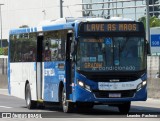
[138,16,160,29]
[138,16,146,27]
[19,25,29,28]
[150,16,160,27]
[149,0,160,17]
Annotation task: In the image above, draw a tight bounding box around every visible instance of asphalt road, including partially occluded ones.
[0,91,160,121]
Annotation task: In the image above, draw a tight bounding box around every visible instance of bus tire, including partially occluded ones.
[25,83,37,109]
[61,87,74,113]
[118,102,131,114]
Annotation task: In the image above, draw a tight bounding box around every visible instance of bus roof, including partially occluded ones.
[9,17,136,35]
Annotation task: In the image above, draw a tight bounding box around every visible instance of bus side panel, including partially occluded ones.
[22,62,37,100]
[10,62,37,100]
[43,61,65,102]
[10,63,22,98]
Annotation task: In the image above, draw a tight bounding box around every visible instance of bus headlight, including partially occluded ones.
[77,80,91,92]
[137,80,147,91]
[78,81,84,87]
[142,80,147,86]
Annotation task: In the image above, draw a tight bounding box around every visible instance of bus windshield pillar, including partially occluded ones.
[66,33,73,100]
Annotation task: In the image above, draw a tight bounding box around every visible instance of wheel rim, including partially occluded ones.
[62,89,67,109]
[26,87,31,106]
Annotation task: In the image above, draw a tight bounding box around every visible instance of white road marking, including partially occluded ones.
[0,106,12,109]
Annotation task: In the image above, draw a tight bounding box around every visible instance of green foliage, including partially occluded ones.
[51,43,58,48]
[0,47,8,55]
[138,16,160,29]
[150,16,160,27]
[19,25,29,28]
[0,48,3,55]
[3,47,8,55]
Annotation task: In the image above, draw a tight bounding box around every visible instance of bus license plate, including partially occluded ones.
[109,93,121,98]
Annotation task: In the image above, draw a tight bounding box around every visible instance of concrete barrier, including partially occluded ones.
[148,78,160,99]
[0,74,8,89]
[0,56,160,99]
[147,56,160,99]
[0,56,8,89]
[0,89,8,95]
[0,74,160,98]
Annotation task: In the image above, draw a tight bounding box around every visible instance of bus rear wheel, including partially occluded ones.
[25,83,37,109]
[61,88,74,113]
[118,102,131,114]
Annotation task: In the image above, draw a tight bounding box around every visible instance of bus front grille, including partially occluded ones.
[93,90,136,98]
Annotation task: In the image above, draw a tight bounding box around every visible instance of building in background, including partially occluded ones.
[1,0,160,42]
[149,0,160,18]
[81,0,159,20]
[1,0,82,40]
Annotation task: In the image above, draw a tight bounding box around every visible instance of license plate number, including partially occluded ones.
[109,93,121,98]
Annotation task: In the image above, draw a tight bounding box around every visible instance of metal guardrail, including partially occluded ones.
[0,55,159,76]
[147,56,159,79]
[146,56,160,98]
[0,55,159,98]
[0,55,8,75]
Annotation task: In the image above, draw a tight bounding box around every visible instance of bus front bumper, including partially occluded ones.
[73,85,147,103]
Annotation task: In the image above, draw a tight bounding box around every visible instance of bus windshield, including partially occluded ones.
[76,36,146,72]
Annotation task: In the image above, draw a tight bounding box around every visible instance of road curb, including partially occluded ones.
[147,98,160,103]
[0,89,8,95]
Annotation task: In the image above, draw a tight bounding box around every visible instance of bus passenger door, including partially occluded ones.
[66,33,73,100]
[36,35,43,100]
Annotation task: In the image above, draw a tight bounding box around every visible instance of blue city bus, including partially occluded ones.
[8,17,148,113]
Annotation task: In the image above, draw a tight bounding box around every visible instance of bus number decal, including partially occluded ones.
[44,69,55,76]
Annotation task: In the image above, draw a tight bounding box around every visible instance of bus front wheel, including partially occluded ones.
[61,88,74,113]
[25,83,37,109]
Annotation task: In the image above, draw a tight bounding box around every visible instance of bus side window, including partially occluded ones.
[44,41,51,61]
[43,30,67,61]
[50,39,59,61]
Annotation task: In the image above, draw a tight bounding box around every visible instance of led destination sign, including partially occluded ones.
[83,23,139,32]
